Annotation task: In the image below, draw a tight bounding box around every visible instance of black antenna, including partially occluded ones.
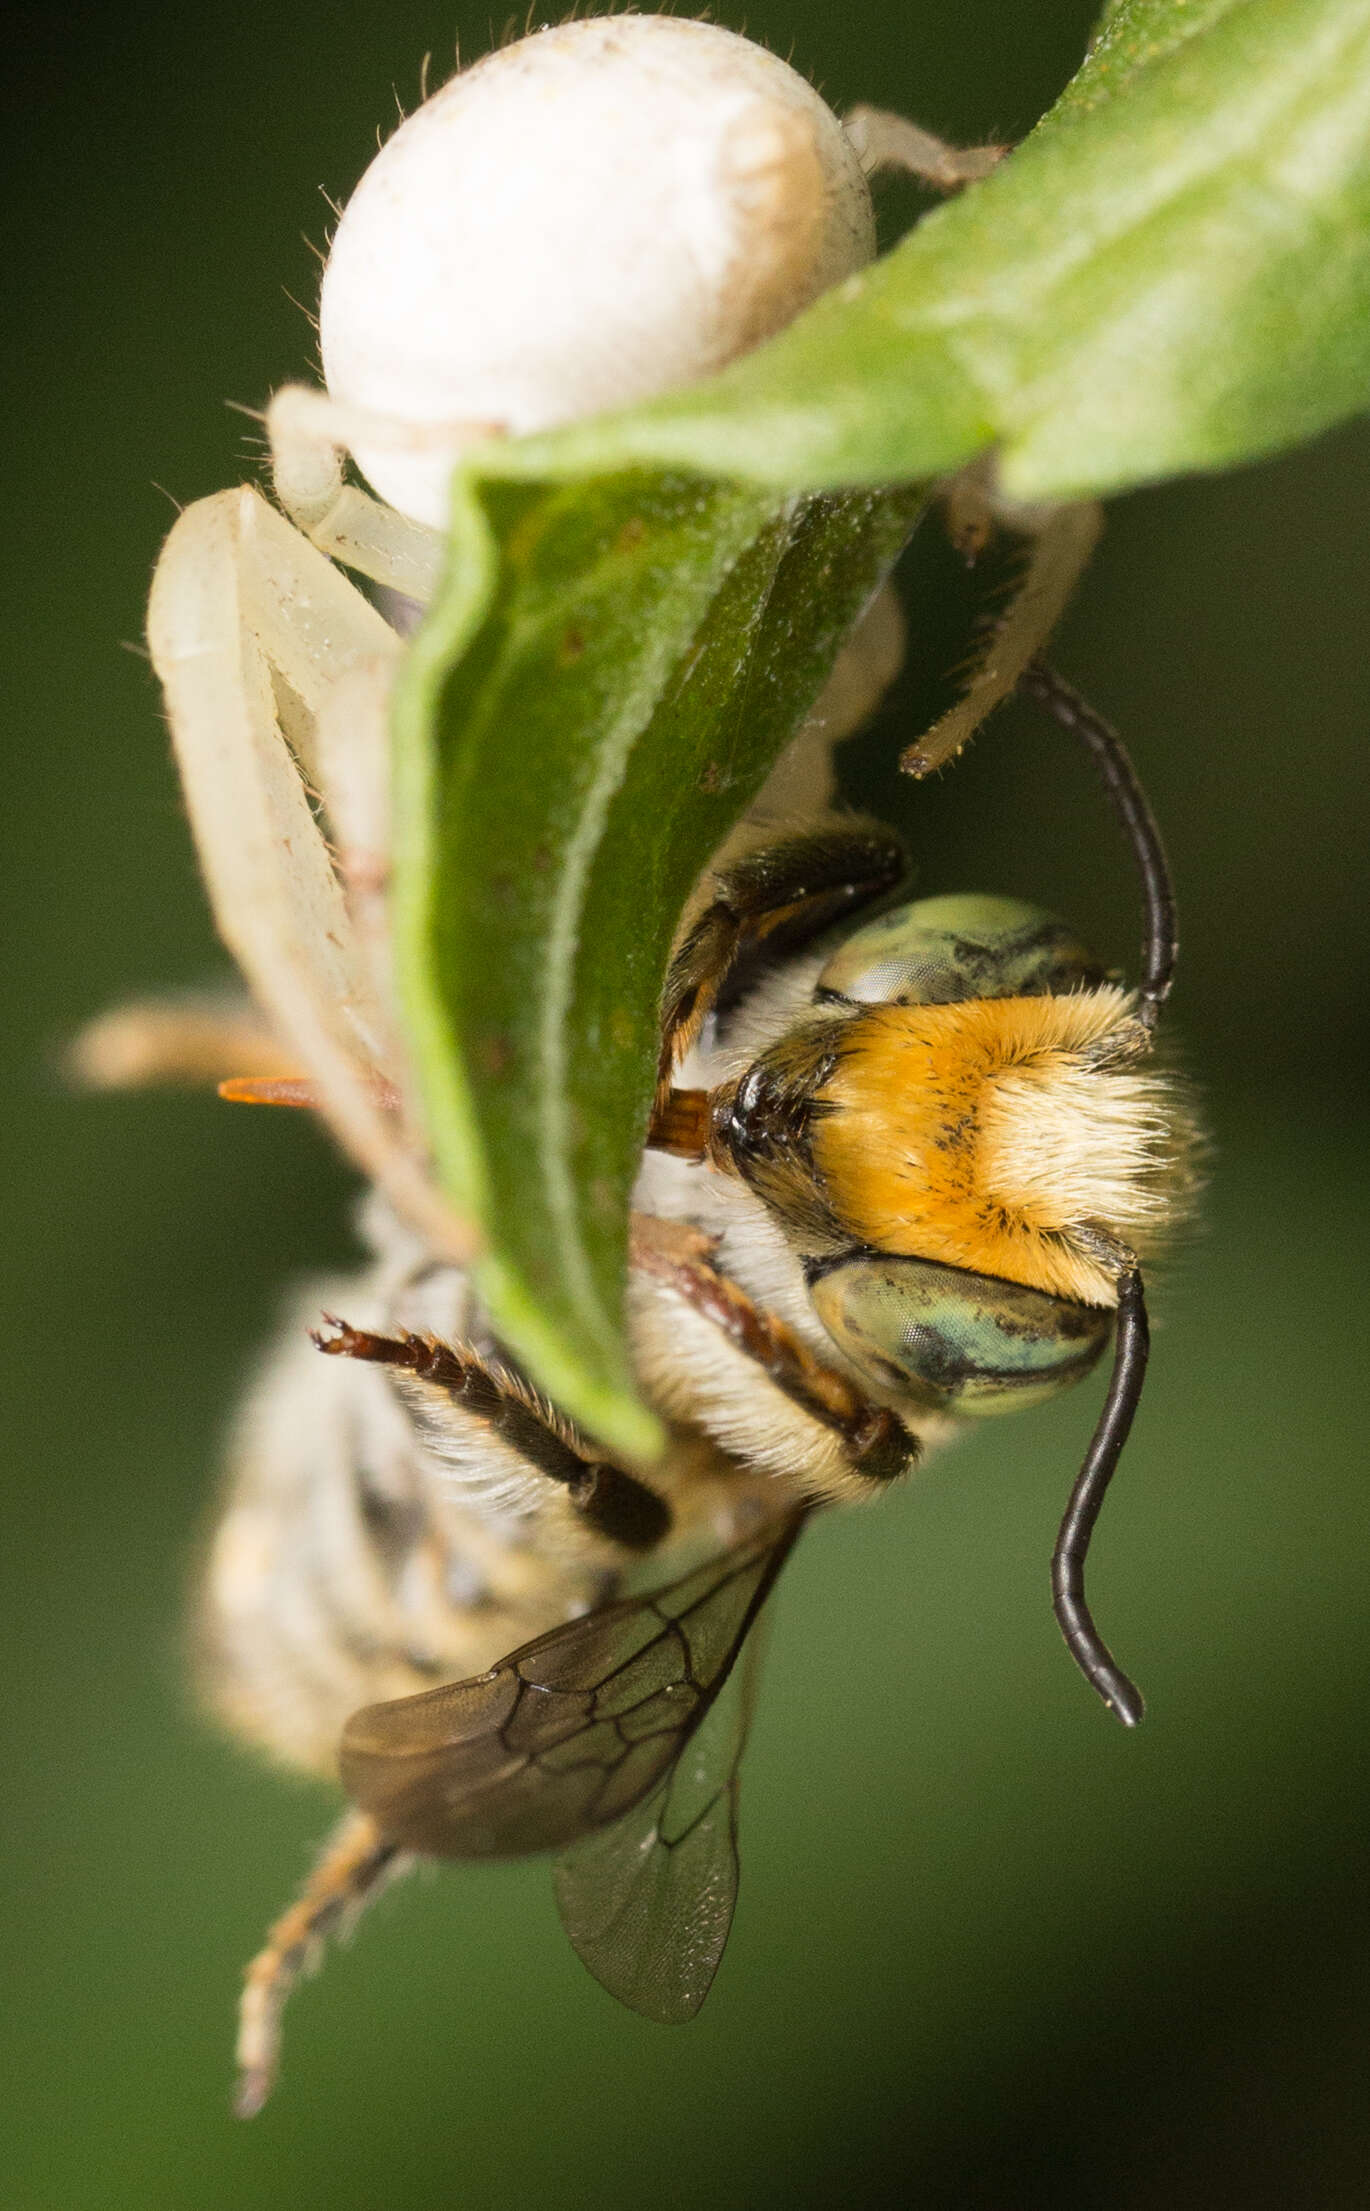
[1051,1268,1149,1726]
[1019,659,1177,1028]
[1018,663,1179,1723]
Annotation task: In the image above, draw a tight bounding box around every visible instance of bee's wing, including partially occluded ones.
[339,1516,802,1974]
[551,1588,775,2021]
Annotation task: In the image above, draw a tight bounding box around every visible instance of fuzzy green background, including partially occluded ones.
[4,3,1369,2205]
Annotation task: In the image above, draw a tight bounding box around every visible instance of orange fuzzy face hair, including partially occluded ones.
[809,986,1200,1306]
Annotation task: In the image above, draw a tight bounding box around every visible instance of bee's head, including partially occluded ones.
[710,893,1202,1411]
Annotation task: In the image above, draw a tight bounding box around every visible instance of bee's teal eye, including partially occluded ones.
[809,1253,1112,1414]
[815,893,1106,1008]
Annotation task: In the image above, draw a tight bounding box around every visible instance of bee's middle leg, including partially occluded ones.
[631,1218,920,1502]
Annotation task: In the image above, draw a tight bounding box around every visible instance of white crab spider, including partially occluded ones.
[85,22,1182,2111]
[132,13,1096,1258]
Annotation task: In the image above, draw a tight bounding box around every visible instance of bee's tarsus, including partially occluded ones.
[311,1316,375,1360]
[313,1317,673,1545]
[313,1319,423,1367]
[234,1809,404,2119]
[850,1406,921,1485]
[634,1228,920,1491]
[646,1085,712,1159]
[219,1074,320,1109]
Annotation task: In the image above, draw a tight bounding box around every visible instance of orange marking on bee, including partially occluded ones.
[219,1073,402,1111]
[646,1086,712,1159]
[218,1075,320,1108]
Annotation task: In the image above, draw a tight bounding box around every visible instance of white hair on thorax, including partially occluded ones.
[978,987,1201,1251]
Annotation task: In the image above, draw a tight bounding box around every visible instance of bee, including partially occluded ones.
[181,653,1197,2115]
[75,17,1199,2116]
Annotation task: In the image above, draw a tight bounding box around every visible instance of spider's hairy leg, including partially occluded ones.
[631,1216,920,1503]
[235,1808,409,2120]
[901,476,1104,777]
[146,490,468,1259]
[653,816,908,1114]
[843,105,1007,190]
[264,384,491,603]
[316,1320,671,1550]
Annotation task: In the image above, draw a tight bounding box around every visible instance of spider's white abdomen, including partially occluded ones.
[320,15,876,525]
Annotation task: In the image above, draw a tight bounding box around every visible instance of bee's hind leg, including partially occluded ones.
[315,1322,672,1552]
[235,1807,408,2119]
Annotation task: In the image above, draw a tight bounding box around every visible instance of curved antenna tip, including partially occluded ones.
[1052,1269,1151,1732]
[1101,1675,1146,1729]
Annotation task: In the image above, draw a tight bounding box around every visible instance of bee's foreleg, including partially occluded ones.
[631,1219,919,1498]
[655,817,907,1103]
[314,1321,671,1550]
[235,1807,408,2119]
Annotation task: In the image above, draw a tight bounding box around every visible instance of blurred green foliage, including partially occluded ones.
[3,3,1369,2207]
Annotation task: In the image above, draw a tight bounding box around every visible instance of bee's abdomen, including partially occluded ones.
[195,1285,608,1776]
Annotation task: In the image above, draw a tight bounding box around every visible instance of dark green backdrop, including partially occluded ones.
[5,4,1369,2205]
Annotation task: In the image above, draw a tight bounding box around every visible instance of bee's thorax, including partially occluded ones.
[781,987,1199,1303]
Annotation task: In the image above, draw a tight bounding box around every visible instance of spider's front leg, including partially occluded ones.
[840,104,1100,776]
[262,384,494,605]
[144,484,466,1257]
[904,471,1104,777]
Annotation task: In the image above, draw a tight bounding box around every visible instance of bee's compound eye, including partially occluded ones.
[816,895,1104,1008]
[809,1254,1112,1414]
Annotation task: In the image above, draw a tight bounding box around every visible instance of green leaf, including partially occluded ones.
[392,475,924,1458]
[394,0,1370,1454]
[485,0,1370,500]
